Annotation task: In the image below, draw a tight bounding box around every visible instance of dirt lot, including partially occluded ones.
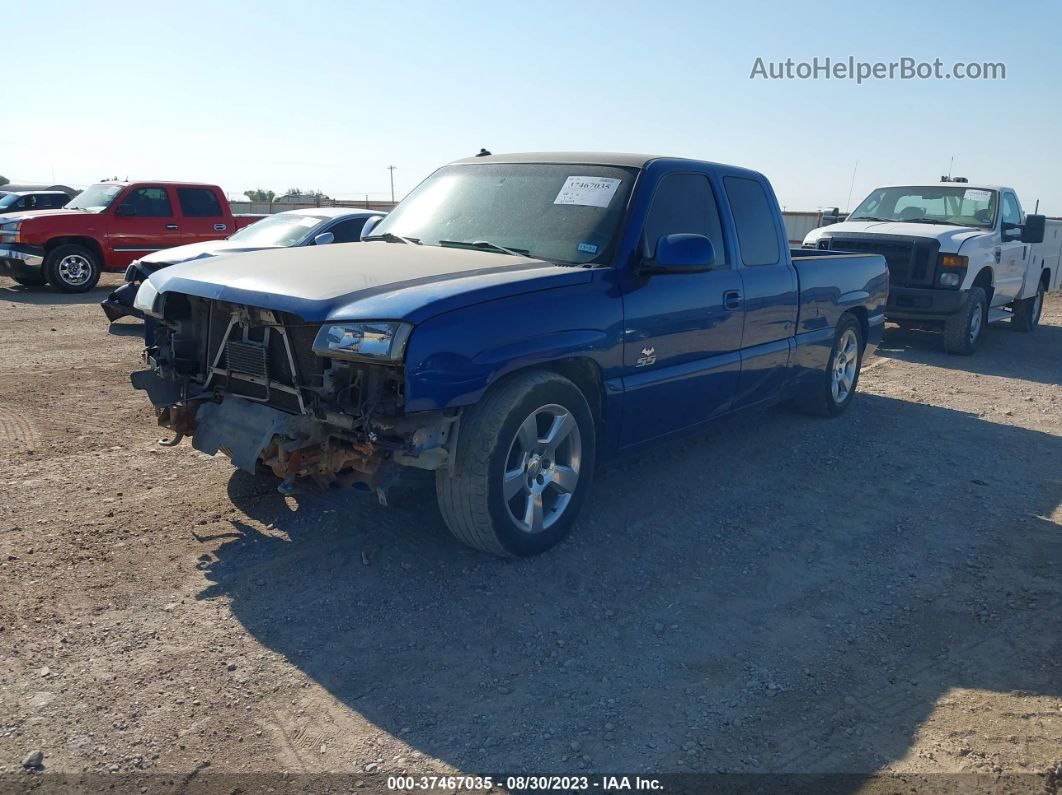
[1,274,1060,790]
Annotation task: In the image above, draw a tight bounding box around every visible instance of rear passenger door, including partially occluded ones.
[176,187,230,244]
[620,171,745,447]
[723,175,798,410]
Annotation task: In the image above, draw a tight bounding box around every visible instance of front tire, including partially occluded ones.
[44,244,101,293]
[1011,283,1045,332]
[795,314,864,417]
[943,287,987,355]
[435,371,596,557]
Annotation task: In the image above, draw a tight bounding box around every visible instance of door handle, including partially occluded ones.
[723,290,742,310]
[165,223,179,230]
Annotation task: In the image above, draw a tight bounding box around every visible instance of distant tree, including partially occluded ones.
[0,175,8,188]
[244,189,276,202]
[283,187,329,199]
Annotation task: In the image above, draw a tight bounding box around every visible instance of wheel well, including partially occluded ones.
[44,237,105,266]
[485,358,605,427]
[1040,269,1051,290]
[542,358,605,426]
[972,267,994,305]
[843,306,869,348]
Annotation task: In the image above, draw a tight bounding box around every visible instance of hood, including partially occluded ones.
[138,240,282,268]
[0,209,88,223]
[808,220,989,251]
[149,242,591,324]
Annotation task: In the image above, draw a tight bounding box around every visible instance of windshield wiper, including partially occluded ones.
[438,239,530,257]
[902,218,959,225]
[362,232,421,245]
[848,215,891,222]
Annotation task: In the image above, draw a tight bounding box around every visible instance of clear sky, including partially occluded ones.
[6,0,1061,212]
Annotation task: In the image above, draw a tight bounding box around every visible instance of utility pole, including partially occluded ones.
[845,160,859,213]
[387,165,397,203]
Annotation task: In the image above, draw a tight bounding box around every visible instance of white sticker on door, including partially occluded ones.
[554,176,621,208]
[963,188,993,202]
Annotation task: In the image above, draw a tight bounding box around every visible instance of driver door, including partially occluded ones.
[620,172,744,447]
[995,192,1025,305]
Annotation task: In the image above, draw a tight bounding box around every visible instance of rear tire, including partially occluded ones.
[943,287,987,355]
[435,370,596,557]
[794,314,864,417]
[44,244,101,293]
[1011,283,1045,332]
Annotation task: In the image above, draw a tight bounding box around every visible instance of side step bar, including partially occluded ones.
[987,308,1013,324]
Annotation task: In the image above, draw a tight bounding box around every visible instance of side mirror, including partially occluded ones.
[116,203,136,217]
[643,233,716,274]
[313,231,335,246]
[1021,214,1046,244]
[360,215,383,240]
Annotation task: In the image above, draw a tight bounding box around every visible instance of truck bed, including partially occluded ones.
[789,247,889,364]
[1032,219,1062,294]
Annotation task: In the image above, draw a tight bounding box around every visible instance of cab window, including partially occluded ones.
[724,176,781,266]
[644,173,726,267]
[328,217,371,243]
[124,187,173,217]
[177,188,223,217]
[1001,194,1022,240]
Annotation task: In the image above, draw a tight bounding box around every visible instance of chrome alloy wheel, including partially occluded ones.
[57,254,93,287]
[502,403,582,534]
[831,328,859,404]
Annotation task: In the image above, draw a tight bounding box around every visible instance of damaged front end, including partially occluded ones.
[131,292,454,504]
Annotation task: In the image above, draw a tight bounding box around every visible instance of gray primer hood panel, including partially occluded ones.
[149,242,591,323]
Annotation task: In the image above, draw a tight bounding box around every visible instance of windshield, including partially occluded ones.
[0,194,21,209]
[227,213,330,246]
[849,185,998,228]
[65,184,124,213]
[370,162,637,265]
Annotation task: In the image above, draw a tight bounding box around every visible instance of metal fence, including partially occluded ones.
[782,210,844,244]
[230,199,398,215]
[229,200,843,244]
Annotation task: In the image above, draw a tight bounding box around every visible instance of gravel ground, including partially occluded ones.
[1,274,1060,790]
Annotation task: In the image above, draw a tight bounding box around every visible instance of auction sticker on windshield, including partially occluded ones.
[964,188,993,202]
[554,176,621,208]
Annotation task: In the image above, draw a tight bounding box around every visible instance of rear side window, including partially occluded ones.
[177,188,223,217]
[644,173,726,266]
[724,176,780,266]
[328,217,370,243]
[124,187,173,217]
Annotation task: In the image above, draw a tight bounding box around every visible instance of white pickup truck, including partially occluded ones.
[803,181,1057,354]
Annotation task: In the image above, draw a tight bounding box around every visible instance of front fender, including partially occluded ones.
[403,276,624,412]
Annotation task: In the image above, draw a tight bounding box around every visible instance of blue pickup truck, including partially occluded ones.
[131,152,888,557]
